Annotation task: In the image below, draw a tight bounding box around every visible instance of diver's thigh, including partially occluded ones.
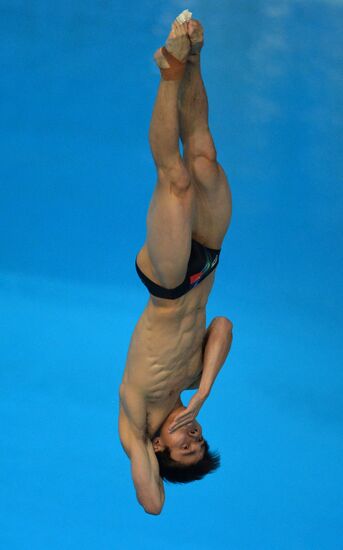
[146,179,195,288]
[188,161,232,248]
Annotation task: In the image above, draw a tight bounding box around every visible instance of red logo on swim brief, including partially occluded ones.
[190,272,203,285]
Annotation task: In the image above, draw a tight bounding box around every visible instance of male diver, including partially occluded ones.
[119,16,233,515]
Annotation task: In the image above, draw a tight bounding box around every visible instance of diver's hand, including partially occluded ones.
[168,391,208,433]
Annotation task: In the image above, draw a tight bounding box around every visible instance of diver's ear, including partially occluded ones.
[152,437,165,452]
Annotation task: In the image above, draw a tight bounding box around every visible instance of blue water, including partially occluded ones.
[1,1,342,548]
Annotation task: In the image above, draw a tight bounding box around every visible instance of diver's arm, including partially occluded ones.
[119,384,165,515]
[198,316,233,397]
[130,435,165,515]
[169,317,233,432]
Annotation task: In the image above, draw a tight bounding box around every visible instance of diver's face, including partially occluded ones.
[153,407,205,465]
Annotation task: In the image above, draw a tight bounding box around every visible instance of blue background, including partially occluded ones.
[1,0,342,548]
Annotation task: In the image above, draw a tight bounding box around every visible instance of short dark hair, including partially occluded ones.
[155,440,220,484]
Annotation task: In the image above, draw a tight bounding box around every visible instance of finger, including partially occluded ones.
[169,418,190,431]
[168,414,193,432]
[168,420,189,433]
[169,419,194,433]
[168,423,183,433]
[171,411,193,426]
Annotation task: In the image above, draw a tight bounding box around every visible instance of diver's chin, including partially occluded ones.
[169,405,186,420]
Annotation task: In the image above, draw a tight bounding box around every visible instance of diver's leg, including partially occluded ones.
[137,20,194,289]
[178,20,232,246]
[178,21,216,163]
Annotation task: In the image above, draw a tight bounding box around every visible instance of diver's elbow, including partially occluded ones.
[139,495,164,516]
[213,316,233,335]
[143,502,163,515]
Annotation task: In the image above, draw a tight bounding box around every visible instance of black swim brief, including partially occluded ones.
[135,239,221,300]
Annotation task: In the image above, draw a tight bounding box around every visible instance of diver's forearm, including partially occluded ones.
[198,317,233,397]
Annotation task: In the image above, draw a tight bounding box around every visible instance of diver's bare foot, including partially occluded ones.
[187,19,204,62]
[154,20,191,73]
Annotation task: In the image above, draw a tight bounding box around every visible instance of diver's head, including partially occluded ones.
[152,406,220,483]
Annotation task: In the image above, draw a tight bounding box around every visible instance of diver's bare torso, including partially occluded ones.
[120,267,215,440]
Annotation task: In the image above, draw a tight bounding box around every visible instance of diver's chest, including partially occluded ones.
[143,349,202,402]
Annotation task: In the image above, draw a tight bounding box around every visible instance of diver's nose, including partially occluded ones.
[188,426,202,439]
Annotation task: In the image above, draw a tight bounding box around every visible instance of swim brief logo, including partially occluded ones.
[190,272,203,285]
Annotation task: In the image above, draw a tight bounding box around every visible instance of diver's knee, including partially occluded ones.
[158,159,191,195]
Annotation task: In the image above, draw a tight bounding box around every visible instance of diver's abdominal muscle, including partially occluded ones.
[124,300,206,399]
